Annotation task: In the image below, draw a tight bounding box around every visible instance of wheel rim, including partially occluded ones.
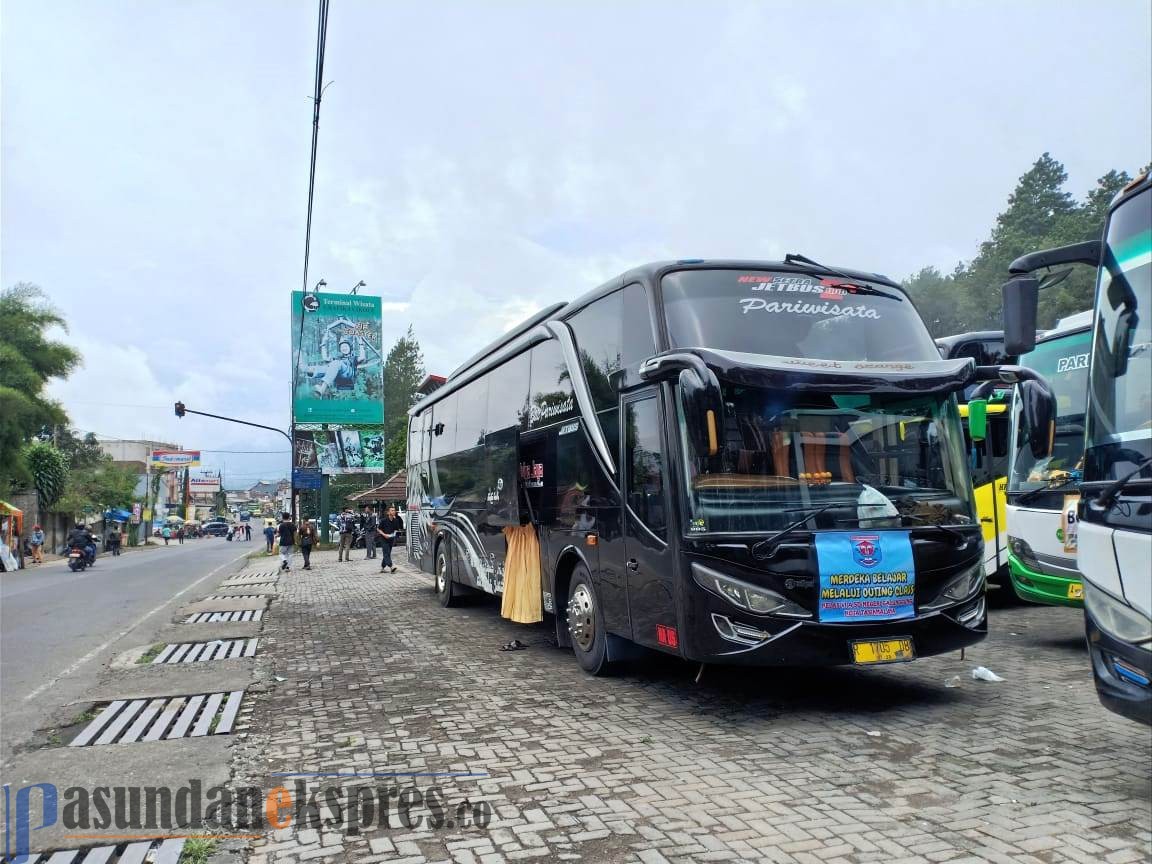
[568,583,596,652]
[437,554,447,593]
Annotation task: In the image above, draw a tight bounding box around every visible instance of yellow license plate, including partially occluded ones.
[851,638,915,665]
[1068,582,1084,599]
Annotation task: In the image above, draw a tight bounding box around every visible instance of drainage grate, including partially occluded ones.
[221,571,277,583]
[204,594,267,600]
[16,838,185,863]
[69,691,244,746]
[152,639,258,663]
[214,585,274,594]
[184,610,264,624]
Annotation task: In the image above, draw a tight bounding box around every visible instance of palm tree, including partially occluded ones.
[0,283,81,495]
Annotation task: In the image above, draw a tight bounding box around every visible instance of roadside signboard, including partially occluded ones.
[291,291,384,425]
[151,450,201,469]
[190,469,222,494]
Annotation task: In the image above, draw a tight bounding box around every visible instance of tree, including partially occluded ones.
[55,458,139,520]
[381,326,426,472]
[23,442,69,508]
[904,154,1144,336]
[0,284,80,496]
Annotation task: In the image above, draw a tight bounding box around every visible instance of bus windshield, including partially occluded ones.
[678,385,975,535]
[1085,186,1152,483]
[1009,328,1092,493]
[662,269,942,361]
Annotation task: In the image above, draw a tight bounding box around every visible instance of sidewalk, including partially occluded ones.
[243,549,1152,864]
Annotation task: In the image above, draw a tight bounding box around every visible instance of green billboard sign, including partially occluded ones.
[291,291,384,425]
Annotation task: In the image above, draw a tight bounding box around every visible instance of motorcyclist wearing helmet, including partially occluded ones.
[66,523,97,565]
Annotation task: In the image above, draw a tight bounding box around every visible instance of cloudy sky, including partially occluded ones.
[3,0,1150,487]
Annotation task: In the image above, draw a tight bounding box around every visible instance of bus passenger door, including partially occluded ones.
[621,391,678,652]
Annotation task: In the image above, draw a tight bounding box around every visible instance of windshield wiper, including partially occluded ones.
[896,513,968,545]
[751,503,841,561]
[783,253,904,302]
[1094,456,1152,510]
[1016,477,1080,505]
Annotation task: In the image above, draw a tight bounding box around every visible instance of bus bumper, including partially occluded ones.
[684,593,987,667]
[1008,554,1084,608]
[1086,608,1152,726]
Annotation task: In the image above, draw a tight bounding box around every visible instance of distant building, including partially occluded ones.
[98,438,181,520]
[416,374,446,397]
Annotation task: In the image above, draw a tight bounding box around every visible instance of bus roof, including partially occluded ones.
[1036,310,1093,343]
[441,258,904,388]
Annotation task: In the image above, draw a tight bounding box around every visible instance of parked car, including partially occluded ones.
[203,521,229,537]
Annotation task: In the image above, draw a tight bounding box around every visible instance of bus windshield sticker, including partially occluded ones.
[559,421,580,436]
[739,298,882,319]
[814,531,916,622]
[688,517,707,533]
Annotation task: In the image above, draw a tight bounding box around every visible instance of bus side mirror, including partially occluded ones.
[1003,275,1039,355]
[679,369,722,458]
[967,399,988,442]
[1021,379,1056,459]
[1111,307,1136,378]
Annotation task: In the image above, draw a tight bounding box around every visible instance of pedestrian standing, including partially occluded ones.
[107,527,121,556]
[244,522,252,542]
[299,519,317,569]
[363,505,378,559]
[277,512,296,571]
[177,526,185,544]
[377,505,404,573]
[263,523,275,553]
[30,524,45,564]
[162,525,171,545]
[337,507,356,562]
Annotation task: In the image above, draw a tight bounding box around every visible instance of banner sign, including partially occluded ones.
[151,450,201,468]
[294,429,387,475]
[190,469,222,494]
[815,531,916,622]
[131,503,142,525]
[291,291,384,425]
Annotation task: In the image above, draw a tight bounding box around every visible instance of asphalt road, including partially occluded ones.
[0,537,251,764]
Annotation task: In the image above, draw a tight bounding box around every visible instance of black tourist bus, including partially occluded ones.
[406,259,1048,675]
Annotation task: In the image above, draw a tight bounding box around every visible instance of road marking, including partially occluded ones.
[19,550,250,704]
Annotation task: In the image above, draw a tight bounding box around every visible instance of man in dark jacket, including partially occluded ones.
[362,505,378,559]
[377,506,404,573]
[277,513,297,571]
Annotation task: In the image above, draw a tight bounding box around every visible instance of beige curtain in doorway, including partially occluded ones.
[501,524,543,623]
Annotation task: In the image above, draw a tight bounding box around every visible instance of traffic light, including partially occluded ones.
[175,401,186,418]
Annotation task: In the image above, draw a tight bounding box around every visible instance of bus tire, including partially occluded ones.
[566,565,611,676]
[436,541,459,608]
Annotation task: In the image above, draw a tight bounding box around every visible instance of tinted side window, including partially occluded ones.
[408,413,424,466]
[456,377,489,451]
[621,282,655,367]
[485,350,531,435]
[430,394,457,458]
[625,397,667,539]
[566,290,623,413]
[528,339,576,429]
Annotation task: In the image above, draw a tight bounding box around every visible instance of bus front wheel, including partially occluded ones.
[567,566,610,675]
[436,542,458,608]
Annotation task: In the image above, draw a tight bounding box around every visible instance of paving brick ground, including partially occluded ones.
[242,549,1151,864]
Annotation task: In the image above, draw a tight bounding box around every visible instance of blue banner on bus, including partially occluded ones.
[815,530,916,622]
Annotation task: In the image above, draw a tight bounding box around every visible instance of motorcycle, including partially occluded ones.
[67,545,94,572]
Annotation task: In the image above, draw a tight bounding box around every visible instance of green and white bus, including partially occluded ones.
[1005,310,1093,606]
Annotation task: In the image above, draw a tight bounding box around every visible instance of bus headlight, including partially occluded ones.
[942,561,985,602]
[1008,535,1039,569]
[1084,581,1152,650]
[691,562,811,618]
